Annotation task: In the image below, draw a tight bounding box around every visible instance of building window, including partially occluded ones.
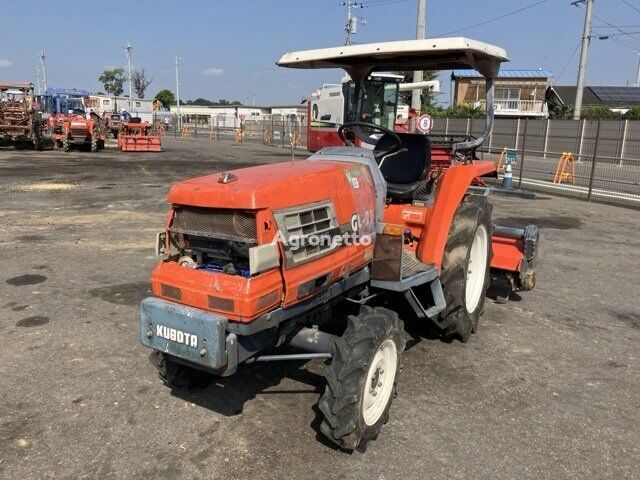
[136,101,141,107]
[495,88,521,100]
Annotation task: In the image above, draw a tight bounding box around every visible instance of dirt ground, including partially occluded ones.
[0,138,638,480]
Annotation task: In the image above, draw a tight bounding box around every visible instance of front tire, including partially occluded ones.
[62,136,70,152]
[318,306,405,452]
[438,195,492,342]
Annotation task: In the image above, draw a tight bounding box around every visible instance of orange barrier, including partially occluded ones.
[181,126,191,138]
[291,131,301,147]
[553,152,576,184]
[209,127,217,141]
[236,127,244,143]
[263,129,272,145]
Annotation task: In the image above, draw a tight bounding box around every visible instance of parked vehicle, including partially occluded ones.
[140,38,539,452]
[0,83,44,150]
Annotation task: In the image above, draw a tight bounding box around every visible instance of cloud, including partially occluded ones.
[203,67,224,77]
[0,59,14,69]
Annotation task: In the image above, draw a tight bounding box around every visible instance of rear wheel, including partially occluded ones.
[318,306,405,452]
[438,195,492,342]
[62,135,70,152]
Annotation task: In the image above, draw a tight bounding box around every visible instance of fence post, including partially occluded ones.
[465,117,470,136]
[488,123,493,154]
[587,119,601,202]
[619,119,628,167]
[514,118,520,150]
[543,118,550,159]
[445,117,449,136]
[271,116,274,146]
[518,118,528,189]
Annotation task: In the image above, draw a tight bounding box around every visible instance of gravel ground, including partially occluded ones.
[0,138,638,479]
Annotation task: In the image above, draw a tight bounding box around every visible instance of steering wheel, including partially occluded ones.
[338,121,403,160]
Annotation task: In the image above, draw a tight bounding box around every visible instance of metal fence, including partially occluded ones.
[157,113,308,149]
[431,117,640,209]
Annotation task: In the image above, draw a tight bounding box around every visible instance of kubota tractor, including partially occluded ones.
[140,38,540,452]
[58,111,105,152]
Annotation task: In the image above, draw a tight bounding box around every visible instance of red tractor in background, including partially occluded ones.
[46,94,105,152]
[58,112,105,152]
[140,38,540,452]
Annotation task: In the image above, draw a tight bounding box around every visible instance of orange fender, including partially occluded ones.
[416,161,496,269]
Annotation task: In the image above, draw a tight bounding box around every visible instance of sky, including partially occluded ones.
[1,0,640,105]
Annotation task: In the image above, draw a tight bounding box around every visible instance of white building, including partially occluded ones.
[168,104,306,128]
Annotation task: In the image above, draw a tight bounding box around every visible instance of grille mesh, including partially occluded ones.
[171,206,256,242]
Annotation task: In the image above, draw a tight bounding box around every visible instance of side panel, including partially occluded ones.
[416,161,496,268]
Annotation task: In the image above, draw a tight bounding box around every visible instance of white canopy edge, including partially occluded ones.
[277,38,509,79]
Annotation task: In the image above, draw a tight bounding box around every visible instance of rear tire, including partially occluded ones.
[318,306,405,452]
[91,132,98,152]
[62,136,70,152]
[438,195,492,342]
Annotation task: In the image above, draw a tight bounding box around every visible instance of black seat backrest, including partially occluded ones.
[374,132,431,184]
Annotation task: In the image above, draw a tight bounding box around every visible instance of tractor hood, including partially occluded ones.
[167,159,357,210]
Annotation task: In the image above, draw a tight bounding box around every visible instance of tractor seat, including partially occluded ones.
[374,132,431,201]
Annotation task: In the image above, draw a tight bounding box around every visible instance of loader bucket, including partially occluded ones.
[119,134,161,152]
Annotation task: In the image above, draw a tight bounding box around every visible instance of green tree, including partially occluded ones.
[98,68,126,96]
[580,106,622,120]
[154,89,176,108]
[624,107,640,120]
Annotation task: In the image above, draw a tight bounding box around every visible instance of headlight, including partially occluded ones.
[249,244,280,275]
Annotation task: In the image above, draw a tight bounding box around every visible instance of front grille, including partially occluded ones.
[70,129,88,137]
[274,201,338,266]
[171,206,257,243]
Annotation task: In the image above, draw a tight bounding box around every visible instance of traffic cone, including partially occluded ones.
[502,162,513,189]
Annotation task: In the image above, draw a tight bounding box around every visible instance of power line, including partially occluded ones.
[540,1,571,66]
[435,0,548,37]
[556,41,581,82]
[620,0,640,15]
[361,0,409,7]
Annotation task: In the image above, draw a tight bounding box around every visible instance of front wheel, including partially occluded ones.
[318,306,405,452]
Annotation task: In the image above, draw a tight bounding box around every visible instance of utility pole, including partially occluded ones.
[341,1,365,45]
[636,53,640,87]
[36,67,41,95]
[573,0,594,120]
[175,53,181,129]
[411,0,427,112]
[38,50,47,92]
[124,40,133,108]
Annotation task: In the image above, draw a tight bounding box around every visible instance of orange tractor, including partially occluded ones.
[118,119,161,152]
[140,38,539,452]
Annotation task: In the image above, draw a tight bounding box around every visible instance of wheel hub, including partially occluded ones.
[362,339,397,426]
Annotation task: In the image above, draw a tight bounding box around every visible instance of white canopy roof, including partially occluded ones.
[277,37,509,79]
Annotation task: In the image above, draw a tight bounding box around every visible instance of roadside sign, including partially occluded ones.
[506,148,517,165]
[417,114,433,133]
[273,131,281,141]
